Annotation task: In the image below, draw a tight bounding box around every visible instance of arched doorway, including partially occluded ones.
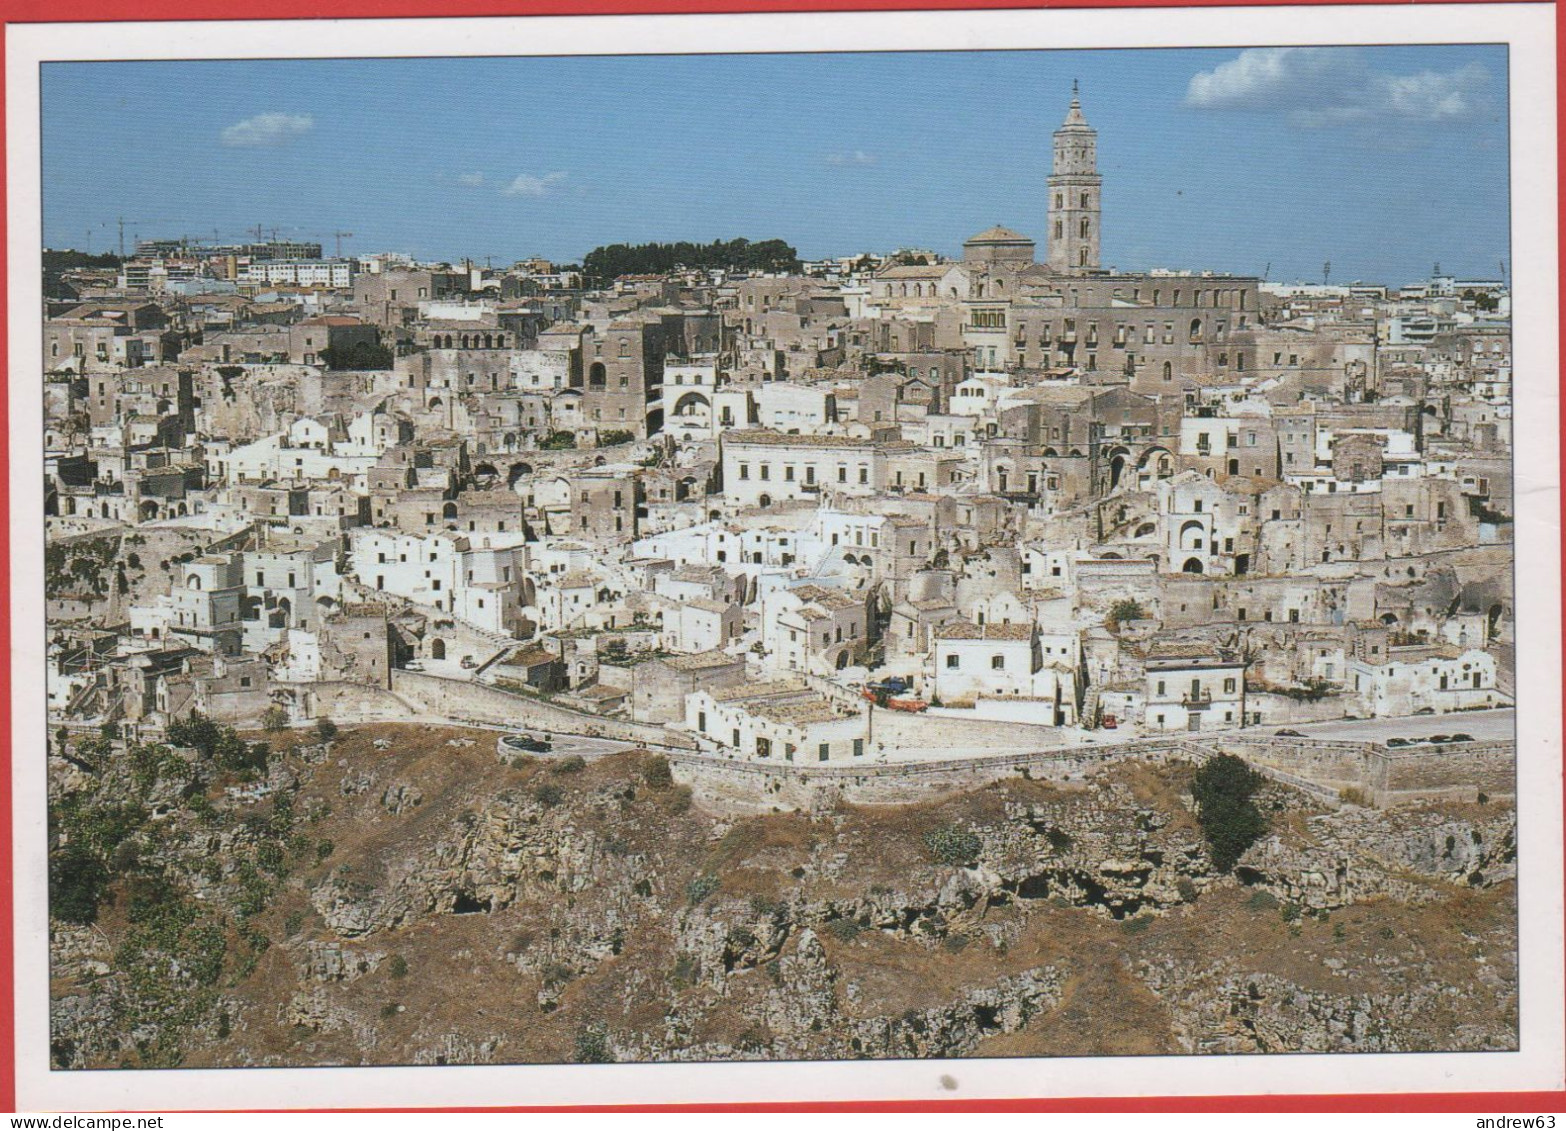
[1182,557,1205,574]
[431,638,446,660]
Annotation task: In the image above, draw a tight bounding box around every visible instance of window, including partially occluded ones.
[1223,678,1236,693]
[991,655,1005,670]
[853,738,864,757]
[818,743,830,761]
[946,654,960,669]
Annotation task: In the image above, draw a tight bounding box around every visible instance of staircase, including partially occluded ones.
[1080,685,1102,729]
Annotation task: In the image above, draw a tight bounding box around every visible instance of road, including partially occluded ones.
[1286,708,1514,742]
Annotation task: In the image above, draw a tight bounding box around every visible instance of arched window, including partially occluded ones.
[1079,249,1088,267]
[1054,221,1063,240]
[1162,361,1173,381]
[1079,218,1090,238]
[618,339,630,357]
[1080,192,1090,208]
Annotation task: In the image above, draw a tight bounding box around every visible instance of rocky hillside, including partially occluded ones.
[48,722,1517,1068]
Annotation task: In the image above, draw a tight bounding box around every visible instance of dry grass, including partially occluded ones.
[102,722,1514,1068]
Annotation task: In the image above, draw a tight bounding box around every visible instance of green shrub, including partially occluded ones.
[642,755,673,791]
[550,755,587,775]
[49,846,109,925]
[1246,889,1279,911]
[533,782,563,808]
[314,717,339,742]
[574,1025,613,1064]
[826,918,862,942]
[388,954,408,979]
[923,823,982,867]
[261,706,289,733]
[686,874,718,904]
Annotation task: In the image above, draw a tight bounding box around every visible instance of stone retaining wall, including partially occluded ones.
[390,670,694,749]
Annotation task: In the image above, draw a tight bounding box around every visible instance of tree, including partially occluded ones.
[1107,599,1146,629]
[597,430,635,448]
[541,431,577,451]
[1192,754,1268,872]
[261,706,289,733]
[49,845,110,924]
[314,717,339,742]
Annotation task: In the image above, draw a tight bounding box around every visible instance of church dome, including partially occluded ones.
[964,225,1034,247]
[963,225,1037,266]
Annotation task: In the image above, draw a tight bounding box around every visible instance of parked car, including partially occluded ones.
[1427,734,1451,744]
[1274,728,1304,738]
[1450,733,1475,743]
[460,656,477,669]
[403,661,425,673]
[1386,737,1412,748]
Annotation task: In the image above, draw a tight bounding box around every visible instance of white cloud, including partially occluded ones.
[500,171,568,198]
[456,171,485,187]
[220,112,314,148]
[1185,48,1489,128]
[826,150,877,167]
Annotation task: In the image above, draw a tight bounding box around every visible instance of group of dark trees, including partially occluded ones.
[44,250,122,299]
[583,238,799,283]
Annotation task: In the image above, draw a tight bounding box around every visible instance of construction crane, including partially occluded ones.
[331,231,354,258]
[114,216,182,258]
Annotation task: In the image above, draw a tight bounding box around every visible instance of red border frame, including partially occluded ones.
[3,0,1562,1113]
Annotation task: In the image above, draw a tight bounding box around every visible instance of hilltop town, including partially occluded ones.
[45,93,1514,778]
[42,90,1521,1070]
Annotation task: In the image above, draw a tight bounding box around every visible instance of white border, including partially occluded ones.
[8,4,1561,1111]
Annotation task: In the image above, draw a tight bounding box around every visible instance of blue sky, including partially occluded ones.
[42,46,1508,285]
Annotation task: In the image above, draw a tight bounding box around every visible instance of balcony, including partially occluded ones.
[1181,689,1213,710]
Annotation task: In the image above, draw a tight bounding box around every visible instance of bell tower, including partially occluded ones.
[1047,82,1101,275]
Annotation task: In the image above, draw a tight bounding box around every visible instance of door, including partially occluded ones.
[1187,713,1201,732]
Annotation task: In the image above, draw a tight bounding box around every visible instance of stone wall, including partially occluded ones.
[273,680,415,725]
[665,731,1514,815]
[1367,740,1515,804]
[870,706,1064,751]
[390,670,693,749]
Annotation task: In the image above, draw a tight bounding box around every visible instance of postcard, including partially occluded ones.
[7,0,1562,1111]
